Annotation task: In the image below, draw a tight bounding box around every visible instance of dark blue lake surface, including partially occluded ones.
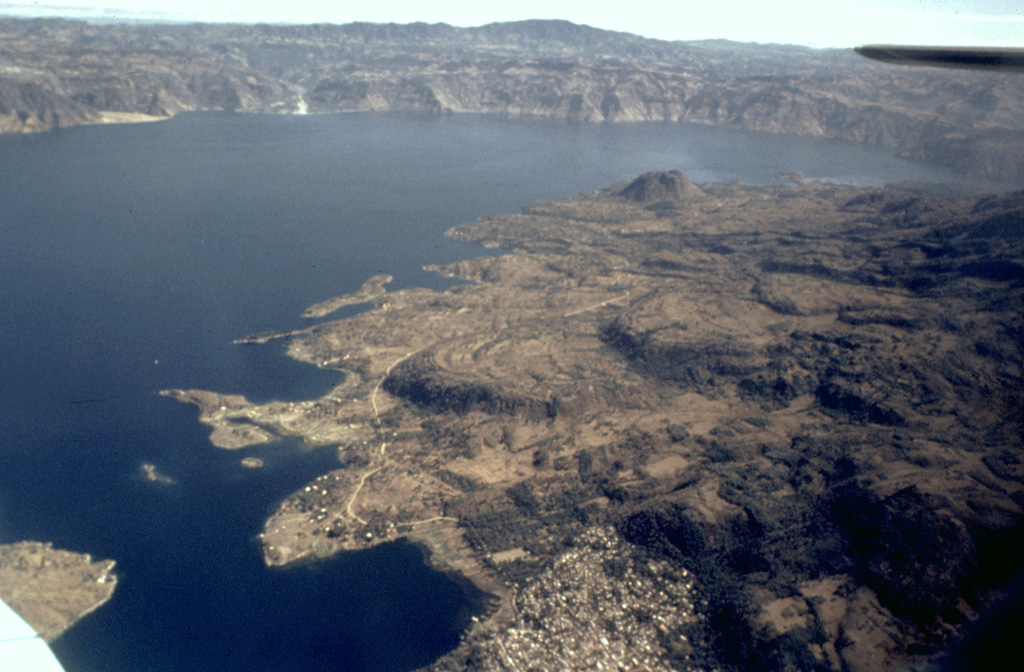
[0,112,1006,672]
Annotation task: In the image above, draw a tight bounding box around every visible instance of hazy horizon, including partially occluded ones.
[1,1,1022,48]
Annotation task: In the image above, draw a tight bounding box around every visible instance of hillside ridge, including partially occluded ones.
[2,17,1023,179]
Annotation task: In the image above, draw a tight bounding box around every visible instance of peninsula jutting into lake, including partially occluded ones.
[0,542,116,642]
[166,170,1024,672]
[2,13,1022,672]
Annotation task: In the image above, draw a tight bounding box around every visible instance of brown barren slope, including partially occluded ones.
[0,541,117,641]
[166,172,1024,672]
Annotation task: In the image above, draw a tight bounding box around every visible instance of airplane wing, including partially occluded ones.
[855,45,1024,72]
[0,598,66,672]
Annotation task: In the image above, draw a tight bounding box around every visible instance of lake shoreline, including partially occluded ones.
[3,112,1015,672]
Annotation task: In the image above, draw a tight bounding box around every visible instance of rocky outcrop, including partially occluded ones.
[618,170,705,203]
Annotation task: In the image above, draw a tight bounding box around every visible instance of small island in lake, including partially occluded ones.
[140,463,176,485]
[164,171,1024,672]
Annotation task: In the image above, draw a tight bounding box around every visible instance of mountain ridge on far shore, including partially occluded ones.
[2,17,1023,180]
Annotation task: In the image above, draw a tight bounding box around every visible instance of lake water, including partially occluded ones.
[0,112,1007,672]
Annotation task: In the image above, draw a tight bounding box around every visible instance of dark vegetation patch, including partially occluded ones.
[815,380,906,426]
[434,468,483,492]
[829,484,979,629]
[385,357,543,416]
[608,420,1024,670]
[600,320,761,390]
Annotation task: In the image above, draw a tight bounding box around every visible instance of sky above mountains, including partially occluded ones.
[1,0,1021,47]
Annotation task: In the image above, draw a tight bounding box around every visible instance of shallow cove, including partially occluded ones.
[0,111,1010,672]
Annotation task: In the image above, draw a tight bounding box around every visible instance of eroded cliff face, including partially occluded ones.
[3,18,1024,180]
